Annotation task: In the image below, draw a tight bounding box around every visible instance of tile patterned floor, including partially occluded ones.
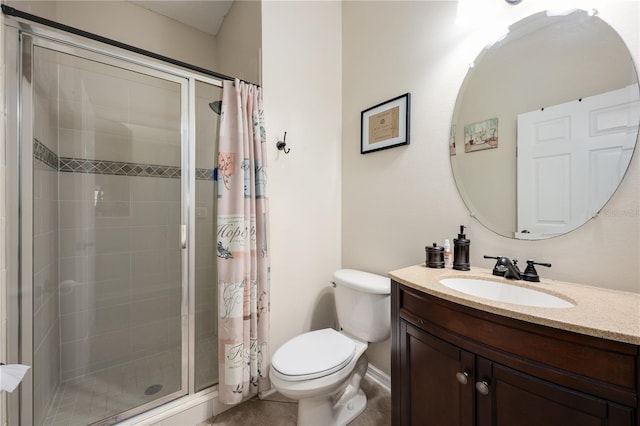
[198,376,391,426]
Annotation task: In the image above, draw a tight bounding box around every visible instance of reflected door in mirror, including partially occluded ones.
[516,85,639,238]
[449,8,639,240]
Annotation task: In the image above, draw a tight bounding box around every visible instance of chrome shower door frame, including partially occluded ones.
[4,21,24,426]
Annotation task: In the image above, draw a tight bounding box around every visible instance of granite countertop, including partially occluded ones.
[389,264,640,345]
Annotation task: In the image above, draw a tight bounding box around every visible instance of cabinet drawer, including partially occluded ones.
[397,282,639,407]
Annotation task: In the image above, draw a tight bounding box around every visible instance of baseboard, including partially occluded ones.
[365,364,391,392]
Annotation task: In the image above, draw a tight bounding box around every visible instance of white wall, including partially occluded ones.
[216,0,262,85]
[261,1,343,358]
[342,0,640,376]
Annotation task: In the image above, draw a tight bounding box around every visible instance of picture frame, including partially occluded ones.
[361,93,410,154]
[464,117,498,153]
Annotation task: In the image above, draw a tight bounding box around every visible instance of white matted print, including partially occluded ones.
[361,93,410,154]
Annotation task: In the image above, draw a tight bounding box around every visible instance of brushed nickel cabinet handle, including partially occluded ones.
[456,372,469,385]
[476,381,490,395]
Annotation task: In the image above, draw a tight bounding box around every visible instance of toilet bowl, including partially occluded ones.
[271,328,369,425]
[269,270,390,426]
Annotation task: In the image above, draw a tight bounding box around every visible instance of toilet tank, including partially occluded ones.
[333,269,391,342]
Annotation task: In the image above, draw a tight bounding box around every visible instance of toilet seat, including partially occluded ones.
[271,328,356,381]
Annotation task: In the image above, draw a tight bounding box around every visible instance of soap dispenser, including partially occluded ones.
[453,225,470,271]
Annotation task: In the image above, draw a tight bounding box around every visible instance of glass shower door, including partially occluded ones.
[28,39,188,425]
[194,80,222,392]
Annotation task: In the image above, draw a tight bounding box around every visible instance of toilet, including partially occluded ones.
[269,269,391,426]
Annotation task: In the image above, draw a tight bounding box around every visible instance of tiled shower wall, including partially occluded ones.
[53,54,184,382]
[58,171,183,380]
[33,153,60,426]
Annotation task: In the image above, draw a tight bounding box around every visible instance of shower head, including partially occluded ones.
[209,100,222,115]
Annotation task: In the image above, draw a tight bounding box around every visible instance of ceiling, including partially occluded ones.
[129,1,234,36]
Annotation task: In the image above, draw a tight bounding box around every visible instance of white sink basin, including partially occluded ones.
[440,278,574,308]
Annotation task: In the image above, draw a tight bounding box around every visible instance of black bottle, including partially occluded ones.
[453,225,470,271]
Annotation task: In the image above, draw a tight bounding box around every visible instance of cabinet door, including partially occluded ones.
[399,320,474,426]
[475,357,634,426]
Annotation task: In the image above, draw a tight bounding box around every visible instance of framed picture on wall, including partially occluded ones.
[360,93,410,154]
[464,117,498,153]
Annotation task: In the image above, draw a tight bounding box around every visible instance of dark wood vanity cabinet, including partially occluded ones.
[391,281,639,426]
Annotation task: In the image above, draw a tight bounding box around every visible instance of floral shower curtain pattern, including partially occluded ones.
[216,78,270,404]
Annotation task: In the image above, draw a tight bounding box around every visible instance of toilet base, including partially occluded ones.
[296,354,368,426]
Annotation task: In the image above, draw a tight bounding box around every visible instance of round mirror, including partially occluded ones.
[450,9,639,240]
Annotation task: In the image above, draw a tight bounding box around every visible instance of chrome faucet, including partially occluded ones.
[484,255,521,280]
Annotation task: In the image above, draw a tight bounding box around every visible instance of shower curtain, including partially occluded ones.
[216,78,271,404]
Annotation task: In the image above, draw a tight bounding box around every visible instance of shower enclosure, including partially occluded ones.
[5,19,222,426]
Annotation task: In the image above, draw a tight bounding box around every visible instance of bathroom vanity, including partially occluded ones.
[390,265,640,426]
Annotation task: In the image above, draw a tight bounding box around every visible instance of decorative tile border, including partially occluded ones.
[59,157,183,178]
[34,138,59,170]
[33,138,214,180]
[196,168,215,181]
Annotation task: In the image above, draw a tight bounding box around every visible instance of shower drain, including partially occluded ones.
[144,384,163,396]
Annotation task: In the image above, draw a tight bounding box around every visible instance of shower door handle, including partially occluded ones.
[181,224,187,249]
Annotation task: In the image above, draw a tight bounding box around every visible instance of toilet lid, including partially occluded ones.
[271,328,356,381]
